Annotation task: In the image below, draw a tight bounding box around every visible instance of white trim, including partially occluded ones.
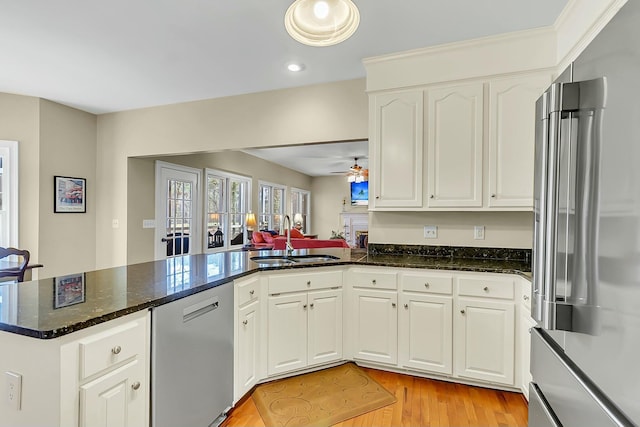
[154,161,202,260]
[0,140,19,247]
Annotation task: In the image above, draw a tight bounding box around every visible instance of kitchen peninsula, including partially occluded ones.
[0,246,532,427]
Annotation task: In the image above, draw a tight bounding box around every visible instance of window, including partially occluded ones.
[290,187,311,234]
[0,141,18,248]
[258,181,286,233]
[205,169,251,250]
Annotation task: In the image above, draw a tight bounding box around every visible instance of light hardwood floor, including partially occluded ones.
[222,367,529,427]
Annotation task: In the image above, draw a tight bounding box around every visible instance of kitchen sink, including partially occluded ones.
[250,254,340,265]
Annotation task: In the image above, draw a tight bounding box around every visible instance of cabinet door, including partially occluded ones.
[454,297,515,385]
[236,300,260,401]
[267,293,308,376]
[427,83,484,207]
[520,313,537,400]
[352,288,398,365]
[399,293,453,375]
[488,74,552,207]
[80,360,146,427]
[307,289,343,366]
[370,90,424,208]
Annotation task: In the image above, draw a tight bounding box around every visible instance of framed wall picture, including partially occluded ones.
[54,273,86,309]
[54,176,86,213]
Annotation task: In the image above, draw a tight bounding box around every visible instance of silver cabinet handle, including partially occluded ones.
[483,286,489,292]
[249,290,255,295]
[460,309,465,315]
[523,295,530,301]
[242,320,248,325]
[392,302,396,308]
[112,346,122,355]
[131,381,141,391]
[404,304,408,309]
[424,283,430,288]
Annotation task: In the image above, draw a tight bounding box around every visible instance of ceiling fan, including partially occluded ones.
[332,157,368,182]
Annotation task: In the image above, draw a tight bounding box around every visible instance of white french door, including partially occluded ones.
[154,162,202,260]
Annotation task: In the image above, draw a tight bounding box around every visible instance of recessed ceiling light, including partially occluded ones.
[287,63,305,72]
[285,0,360,47]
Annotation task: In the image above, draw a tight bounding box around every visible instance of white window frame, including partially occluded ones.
[258,181,286,233]
[290,187,311,234]
[205,168,252,252]
[0,140,19,247]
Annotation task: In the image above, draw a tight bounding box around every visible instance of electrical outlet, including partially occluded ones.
[112,219,119,229]
[5,371,22,410]
[474,225,485,240]
[424,225,437,239]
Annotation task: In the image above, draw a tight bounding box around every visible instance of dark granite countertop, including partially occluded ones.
[0,246,531,340]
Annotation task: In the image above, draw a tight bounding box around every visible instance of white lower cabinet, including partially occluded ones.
[399,292,453,375]
[454,297,515,386]
[234,275,263,402]
[79,359,146,427]
[352,288,398,365]
[266,269,343,377]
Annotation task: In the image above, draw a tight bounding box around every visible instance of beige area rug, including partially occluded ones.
[252,363,396,427]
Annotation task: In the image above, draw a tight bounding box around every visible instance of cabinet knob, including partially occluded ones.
[460,309,465,315]
[131,381,141,391]
[375,196,380,199]
[430,194,434,199]
[523,295,530,301]
[424,283,430,288]
[111,345,122,355]
[249,290,255,295]
[372,279,377,285]
[404,304,408,309]
[242,320,248,325]
[303,304,308,309]
[491,194,496,198]
[306,281,311,286]
[483,286,489,292]
[392,302,396,308]
[310,303,314,308]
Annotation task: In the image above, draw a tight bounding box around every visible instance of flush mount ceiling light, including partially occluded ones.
[285,0,360,47]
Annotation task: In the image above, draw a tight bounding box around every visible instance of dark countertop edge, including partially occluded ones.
[1,257,530,340]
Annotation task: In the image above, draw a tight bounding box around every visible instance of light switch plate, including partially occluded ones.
[5,371,22,410]
[424,225,437,239]
[142,219,156,229]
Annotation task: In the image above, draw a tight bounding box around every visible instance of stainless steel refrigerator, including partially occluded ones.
[531,1,640,426]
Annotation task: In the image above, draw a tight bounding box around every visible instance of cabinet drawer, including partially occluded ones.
[349,268,397,290]
[268,270,342,294]
[457,276,514,300]
[237,275,260,306]
[79,319,146,379]
[402,272,452,295]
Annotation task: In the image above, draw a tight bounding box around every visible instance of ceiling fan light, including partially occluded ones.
[285,0,360,47]
[348,174,356,183]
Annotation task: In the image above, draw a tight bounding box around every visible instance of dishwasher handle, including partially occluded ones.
[182,296,220,323]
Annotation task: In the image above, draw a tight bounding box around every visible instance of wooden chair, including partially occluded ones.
[0,247,31,282]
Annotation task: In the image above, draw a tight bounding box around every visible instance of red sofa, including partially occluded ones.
[250,230,349,250]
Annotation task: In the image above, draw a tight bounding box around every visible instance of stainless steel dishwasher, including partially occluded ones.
[151,281,233,427]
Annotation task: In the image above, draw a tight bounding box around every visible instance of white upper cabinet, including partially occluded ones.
[370,90,424,208]
[427,82,484,208]
[487,73,552,208]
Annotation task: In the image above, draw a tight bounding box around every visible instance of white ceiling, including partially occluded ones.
[0,0,567,115]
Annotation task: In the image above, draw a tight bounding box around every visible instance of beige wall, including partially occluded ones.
[311,175,367,239]
[38,100,97,278]
[0,93,40,264]
[369,211,533,248]
[96,78,368,268]
[126,151,312,264]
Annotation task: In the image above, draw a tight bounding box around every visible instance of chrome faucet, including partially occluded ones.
[283,214,294,254]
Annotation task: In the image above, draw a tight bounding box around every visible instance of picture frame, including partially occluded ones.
[54,176,86,213]
[54,273,86,309]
